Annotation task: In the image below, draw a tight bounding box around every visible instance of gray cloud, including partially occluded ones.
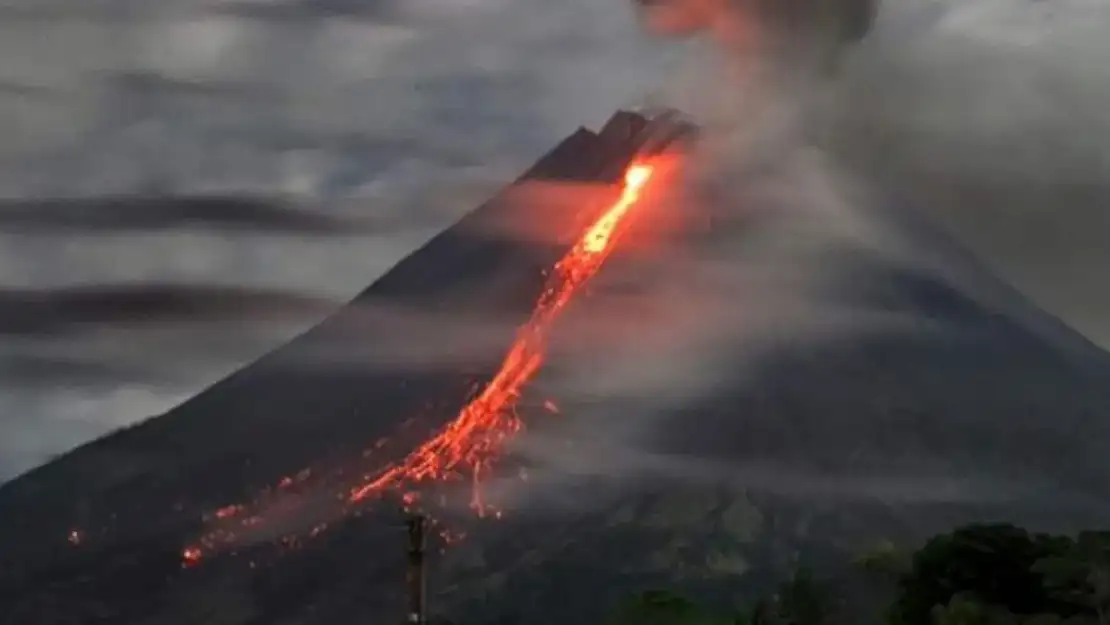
[0,281,337,479]
[0,283,336,335]
[0,196,369,234]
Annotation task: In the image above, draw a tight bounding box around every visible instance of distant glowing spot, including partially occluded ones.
[182,547,203,567]
[214,504,243,520]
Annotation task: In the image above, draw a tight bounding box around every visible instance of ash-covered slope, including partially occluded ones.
[2,113,1110,625]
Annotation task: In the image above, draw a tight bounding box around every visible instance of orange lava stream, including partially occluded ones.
[176,163,654,566]
[348,163,654,509]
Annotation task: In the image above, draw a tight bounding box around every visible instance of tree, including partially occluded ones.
[929,594,1018,625]
[773,566,831,625]
[855,539,913,580]
[890,524,1079,625]
[601,525,1110,625]
[1033,532,1110,625]
[606,568,835,625]
[738,597,776,625]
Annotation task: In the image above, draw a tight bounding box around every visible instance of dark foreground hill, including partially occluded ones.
[2,112,1109,625]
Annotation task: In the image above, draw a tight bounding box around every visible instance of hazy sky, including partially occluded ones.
[1,0,1108,481]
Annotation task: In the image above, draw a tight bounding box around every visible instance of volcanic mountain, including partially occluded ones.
[2,111,1109,625]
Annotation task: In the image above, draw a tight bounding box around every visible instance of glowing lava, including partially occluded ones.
[180,162,656,565]
[348,163,655,508]
[182,547,203,567]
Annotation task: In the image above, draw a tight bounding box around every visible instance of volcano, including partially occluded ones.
[2,110,1109,625]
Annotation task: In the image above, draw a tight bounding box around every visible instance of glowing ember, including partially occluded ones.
[182,547,203,567]
[348,164,654,508]
[214,504,243,520]
[67,529,82,546]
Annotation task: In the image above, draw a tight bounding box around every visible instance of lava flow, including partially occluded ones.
[180,162,656,565]
[348,162,655,507]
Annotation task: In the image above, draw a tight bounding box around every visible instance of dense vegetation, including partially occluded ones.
[604,524,1110,625]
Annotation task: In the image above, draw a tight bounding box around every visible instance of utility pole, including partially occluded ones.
[405,512,427,625]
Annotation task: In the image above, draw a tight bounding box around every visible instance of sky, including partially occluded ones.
[1,0,1108,481]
